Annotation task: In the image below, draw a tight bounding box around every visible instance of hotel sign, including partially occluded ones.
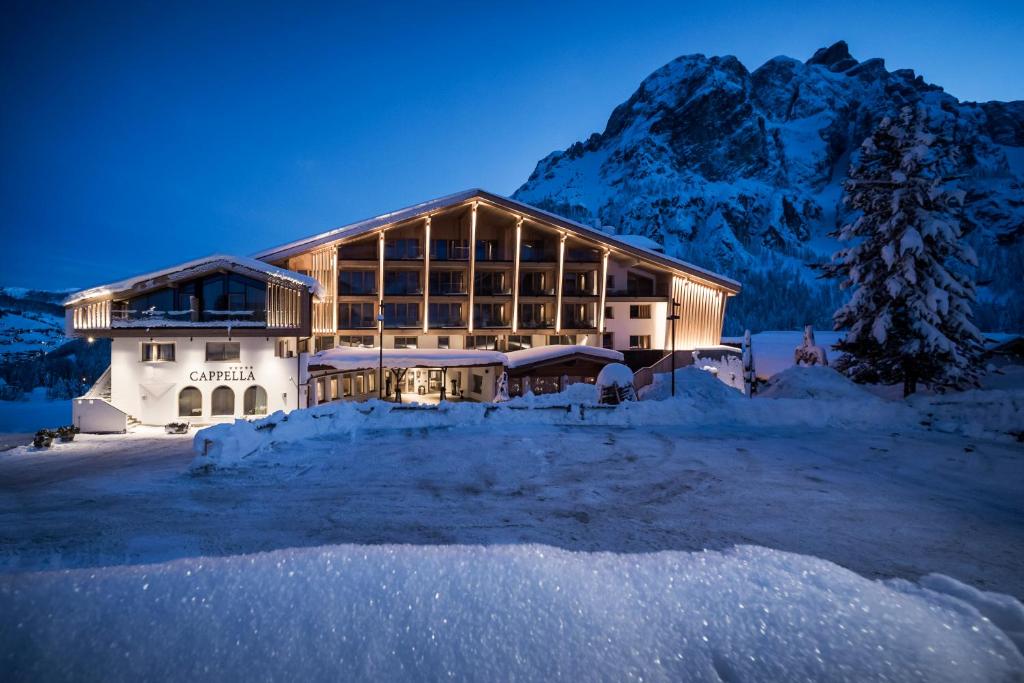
[189,365,256,382]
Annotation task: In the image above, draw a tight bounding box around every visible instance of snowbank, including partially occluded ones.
[759,365,880,401]
[193,364,1024,470]
[638,366,743,403]
[2,544,1020,682]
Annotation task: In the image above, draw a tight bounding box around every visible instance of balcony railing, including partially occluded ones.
[110,308,267,328]
[383,319,423,329]
[474,287,513,296]
[561,319,597,329]
[518,287,557,297]
[517,319,556,329]
[429,285,468,296]
[428,319,466,328]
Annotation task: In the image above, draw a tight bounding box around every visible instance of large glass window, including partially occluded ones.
[517,303,551,328]
[338,303,377,328]
[384,270,420,295]
[178,387,202,417]
[562,271,597,296]
[429,302,463,327]
[520,240,548,262]
[626,272,655,297]
[429,270,466,295]
[211,386,235,416]
[383,303,419,328]
[339,240,377,260]
[465,335,497,350]
[473,303,506,328]
[243,386,268,415]
[393,336,418,349]
[507,335,532,351]
[474,271,508,295]
[338,270,376,295]
[430,239,469,261]
[338,335,374,347]
[475,239,500,261]
[519,272,551,296]
[206,342,241,361]
[384,238,421,260]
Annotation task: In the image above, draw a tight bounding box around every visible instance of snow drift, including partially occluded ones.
[1,543,1020,682]
[192,364,1023,470]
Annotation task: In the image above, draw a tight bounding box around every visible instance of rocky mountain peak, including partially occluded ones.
[806,40,858,72]
[514,43,1024,333]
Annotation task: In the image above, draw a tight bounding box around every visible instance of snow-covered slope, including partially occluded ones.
[514,41,1024,334]
[0,287,67,363]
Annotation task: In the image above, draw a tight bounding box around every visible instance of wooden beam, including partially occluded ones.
[598,249,609,334]
[467,202,478,333]
[512,216,522,333]
[423,216,431,333]
[378,232,385,335]
[554,233,566,333]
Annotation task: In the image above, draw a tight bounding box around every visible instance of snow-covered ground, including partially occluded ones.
[0,391,70,434]
[3,544,1022,682]
[2,365,1022,679]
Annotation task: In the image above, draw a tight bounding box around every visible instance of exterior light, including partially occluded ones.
[87,336,95,343]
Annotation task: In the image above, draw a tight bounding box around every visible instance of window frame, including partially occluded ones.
[211,385,235,416]
[140,342,175,363]
[206,341,241,362]
[177,386,202,417]
[243,385,268,416]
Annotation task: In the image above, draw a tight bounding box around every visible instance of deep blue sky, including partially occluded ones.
[2,1,1021,290]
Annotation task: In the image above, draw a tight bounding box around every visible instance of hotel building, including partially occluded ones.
[64,189,740,430]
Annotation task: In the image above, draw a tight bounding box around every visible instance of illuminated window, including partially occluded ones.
[629,335,652,350]
[629,305,651,320]
[206,342,240,361]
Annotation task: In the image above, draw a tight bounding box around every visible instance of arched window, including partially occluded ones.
[178,387,202,417]
[243,385,268,416]
[211,386,235,416]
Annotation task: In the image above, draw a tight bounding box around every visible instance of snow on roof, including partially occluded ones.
[613,234,664,252]
[504,344,623,369]
[310,344,623,372]
[310,347,507,371]
[251,189,740,293]
[64,254,325,306]
[251,189,482,262]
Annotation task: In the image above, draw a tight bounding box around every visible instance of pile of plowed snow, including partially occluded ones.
[639,365,743,402]
[2,544,1021,682]
[759,365,879,401]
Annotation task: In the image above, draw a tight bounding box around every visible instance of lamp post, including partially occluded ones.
[377,305,385,400]
[668,299,681,397]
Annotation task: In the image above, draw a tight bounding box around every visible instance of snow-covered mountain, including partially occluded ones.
[0,288,67,364]
[514,41,1024,334]
[0,287,110,399]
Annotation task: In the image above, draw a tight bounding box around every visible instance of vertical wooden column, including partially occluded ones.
[331,247,338,332]
[378,232,385,336]
[554,233,566,333]
[467,202,478,333]
[511,216,522,333]
[423,216,431,334]
[598,249,609,334]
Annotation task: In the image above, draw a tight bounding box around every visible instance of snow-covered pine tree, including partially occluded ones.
[824,105,983,396]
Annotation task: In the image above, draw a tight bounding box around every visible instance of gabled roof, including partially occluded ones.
[64,254,325,306]
[252,189,741,293]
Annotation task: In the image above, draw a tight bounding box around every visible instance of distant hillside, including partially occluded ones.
[514,41,1024,334]
[0,287,110,399]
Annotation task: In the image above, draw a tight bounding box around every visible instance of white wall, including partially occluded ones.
[604,301,668,350]
[110,337,302,425]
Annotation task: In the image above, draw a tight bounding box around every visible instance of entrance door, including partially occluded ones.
[428,369,442,392]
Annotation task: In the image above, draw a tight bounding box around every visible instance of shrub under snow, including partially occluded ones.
[2,544,1021,682]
